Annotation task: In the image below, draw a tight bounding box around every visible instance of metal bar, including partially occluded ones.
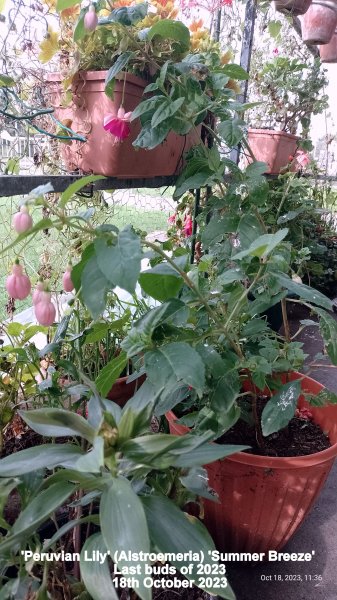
[230,0,257,164]
[0,174,178,197]
[190,188,200,264]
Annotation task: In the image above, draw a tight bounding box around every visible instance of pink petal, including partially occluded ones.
[117,106,126,119]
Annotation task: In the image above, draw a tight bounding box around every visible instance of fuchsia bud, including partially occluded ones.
[62,265,74,292]
[6,261,31,300]
[12,206,33,234]
[84,5,98,32]
[34,291,56,326]
[32,280,45,305]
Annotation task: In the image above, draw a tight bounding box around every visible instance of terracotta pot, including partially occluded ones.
[46,71,199,178]
[166,372,337,553]
[106,373,146,407]
[319,28,337,61]
[301,0,337,44]
[247,129,299,174]
[274,0,311,16]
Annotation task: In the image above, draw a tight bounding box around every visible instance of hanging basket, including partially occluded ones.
[319,28,337,61]
[301,0,337,44]
[274,0,311,17]
[247,129,299,175]
[46,71,199,179]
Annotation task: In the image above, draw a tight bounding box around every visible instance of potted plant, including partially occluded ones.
[319,27,337,62]
[247,56,328,173]
[0,387,242,599]
[301,0,337,44]
[7,151,337,558]
[274,0,311,17]
[44,1,242,177]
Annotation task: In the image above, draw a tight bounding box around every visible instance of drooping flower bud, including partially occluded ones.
[62,265,74,292]
[32,280,45,305]
[34,291,56,326]
[84,5,98,32]
[12,205,33,234]
[6,260,31,300]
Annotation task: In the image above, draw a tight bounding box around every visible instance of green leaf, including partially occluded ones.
[275,273,332,311]
[19,408,96,443]
[222,64,249,80]
[233,229,288,260]
[6,322,24,336]
[95,352,128,397]
[73,11,86,43]
[81,534,118,600]
[100,478,151,600]
[106,2,148,26]
[75,437,105,473]
[105,52,134,98]
[245,161,268,178]
[0,74,15,87]
[82,256,110,319]
[139,263,183,301]
[151,97,184,128]
[95,226,141,293]
[202,214,239,248]
[131,96,163,121]
[174,170,214,198]
[59,175,104,208]
[218,118,246,147]
[56,0,80,10]
[148,19,190,51]
[314,308,337,364]
[0,444,85,476]
[145,342,205,395]
[142,495,235,600]
[268,20,282,39]
[133,119,170,149]
[261,380,301,436]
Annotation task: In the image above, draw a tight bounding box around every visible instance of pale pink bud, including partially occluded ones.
[84,5,98,32]
[32,280,45,305]
[34,292,56,326]
[6,262,31,300]
[12,206,33,234]
[62,266,74,292]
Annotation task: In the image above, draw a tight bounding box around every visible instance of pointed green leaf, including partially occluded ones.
[145,342,205,394]
[81,533,118,600]
[95,226,141,293]
[95,352,128,397]
[19,408,96,442]
[261,380,301,436]
[0,444,85,476]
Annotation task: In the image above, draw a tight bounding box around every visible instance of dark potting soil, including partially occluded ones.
[217,397,331,457]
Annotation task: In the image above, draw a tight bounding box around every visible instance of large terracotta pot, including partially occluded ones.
[107,373,146,407]
[319,28,337,61]
[166,372,337,553]
[46,71,199,178]
[247,129,299,174]
[274,0,311,16]
[301,0,337,44]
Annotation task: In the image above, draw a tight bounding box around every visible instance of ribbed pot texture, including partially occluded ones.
[46,71,199,178]
[319,29,337,61]
[247,129,298,174]
[166,372,337,553]
[274,0,311,16]
[301,1,337,44]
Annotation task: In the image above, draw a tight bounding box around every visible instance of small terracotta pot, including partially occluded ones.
[274,0,311,16]
[46,71,200,178]
[106,373,146,407]
[319,28,337,61]
[166,372,337,553]
[247,129,299,174]
[301,0,337,44]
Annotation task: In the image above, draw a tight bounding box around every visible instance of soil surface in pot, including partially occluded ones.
[216,396,330,457]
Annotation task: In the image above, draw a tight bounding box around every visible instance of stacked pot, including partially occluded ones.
[299,0,337,61]
[274,0,312,16]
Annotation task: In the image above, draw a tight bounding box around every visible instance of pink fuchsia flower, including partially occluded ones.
[168,214,176,224]
[103,107,133,141]
[184,215,193,237]
[295,150,310,168]
[273,48,279,55]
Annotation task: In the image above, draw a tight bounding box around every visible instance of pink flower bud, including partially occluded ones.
[6,262,31,300]
[34,292,56,326]
[12,206,33,234]
[84,5,98,32]
[32,280,45,305]
[62,266,74,292]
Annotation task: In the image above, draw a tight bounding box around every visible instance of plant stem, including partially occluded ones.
[281,298,291,342]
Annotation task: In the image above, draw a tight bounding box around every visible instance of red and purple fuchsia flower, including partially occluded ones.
[103,107,133,142]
